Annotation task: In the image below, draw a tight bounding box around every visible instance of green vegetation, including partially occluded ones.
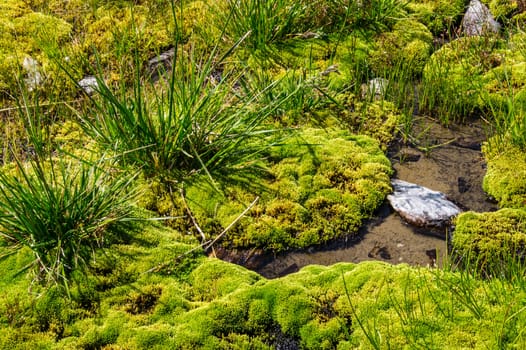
[1,249,525,348]
[183,129,392,252]
[482,140,526,208]
[1,0,526,348]
[453,209,526,274]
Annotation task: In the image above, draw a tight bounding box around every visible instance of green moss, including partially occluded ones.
[422,36,505,123]
[187,258,262,302]
[485,0,520,21]
[338,99,402,149]
[1,246,526,349]
[407,0,467,36]
[0,0,71,91]
[170,260,526,349]
[453,209,526,272]
[482,141,526,208]
[185,128,392,252]
[369,20,433,78]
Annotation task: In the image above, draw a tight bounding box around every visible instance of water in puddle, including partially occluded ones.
[254,119,498,278]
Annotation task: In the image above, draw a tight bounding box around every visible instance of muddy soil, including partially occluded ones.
[216,119,499,278]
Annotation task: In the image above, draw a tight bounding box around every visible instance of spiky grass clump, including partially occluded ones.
[0,156,137,290]
[217,0,303,51]
[81,38,294,191]
[0,94,137,291]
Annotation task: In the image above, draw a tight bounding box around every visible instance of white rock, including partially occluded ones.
[78,76,99,95]
[462,0,500,36]
[23,57,43,91]
[387,179,461,227]
[361,78,388,99]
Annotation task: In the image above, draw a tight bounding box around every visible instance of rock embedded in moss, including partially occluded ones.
[462,0,501,36]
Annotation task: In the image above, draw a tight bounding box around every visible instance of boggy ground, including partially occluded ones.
[1,0,526,348]
[251,118,499,278]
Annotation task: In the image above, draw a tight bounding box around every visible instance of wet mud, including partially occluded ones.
[217,119,499,279]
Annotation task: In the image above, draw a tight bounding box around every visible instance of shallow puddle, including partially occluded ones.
[219,119,499,278]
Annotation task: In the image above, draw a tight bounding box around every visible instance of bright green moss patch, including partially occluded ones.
[422,36,504,123]
[337,99,402,149]
[453,209,526,272]
[1,240,526,349]
[0,0,71,91]
[407,0,467,36]
[369,19,433,78]
[186,128,392,252]
[482,141,526,208]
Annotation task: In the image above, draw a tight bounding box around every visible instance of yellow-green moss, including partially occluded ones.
[422,36,505,122]
[407,0,467,36]
[484,0,520,21]
[185,128,392,252]
[1,232,526,349]
[0,0,71,91]
[482,140,526,208]
[369,20,433,78]
[338,99,402,149]
[453,209,526,271]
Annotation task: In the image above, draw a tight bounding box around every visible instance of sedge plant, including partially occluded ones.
[0,91,138,293]
[77,19,299,194]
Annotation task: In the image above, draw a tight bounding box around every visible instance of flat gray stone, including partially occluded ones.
[387,179,461,227]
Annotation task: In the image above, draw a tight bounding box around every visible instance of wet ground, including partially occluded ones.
[217,118,499,278]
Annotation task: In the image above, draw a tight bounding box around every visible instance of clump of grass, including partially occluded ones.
[218,0,303,51]
[80,28,297,193]
[0,95,137,292]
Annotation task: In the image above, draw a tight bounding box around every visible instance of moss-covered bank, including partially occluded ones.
[1,234,525,349]
[182,128,392,252]
[453,139,526,271]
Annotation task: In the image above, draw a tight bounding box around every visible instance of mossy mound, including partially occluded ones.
[422,36,506,122]
[369,19,433,78]
[0,0,71,91]
[422,32,526,124]
[453,139,526,273]
[336,99,402,149]
[2,246,526,349]
[407,0,467,36]
[482,140,526,208]
[453,209,526,272]
[186,128,392,252]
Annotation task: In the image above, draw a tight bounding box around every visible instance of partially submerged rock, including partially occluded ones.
[387,179,461,227]
[462,0,501,36]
